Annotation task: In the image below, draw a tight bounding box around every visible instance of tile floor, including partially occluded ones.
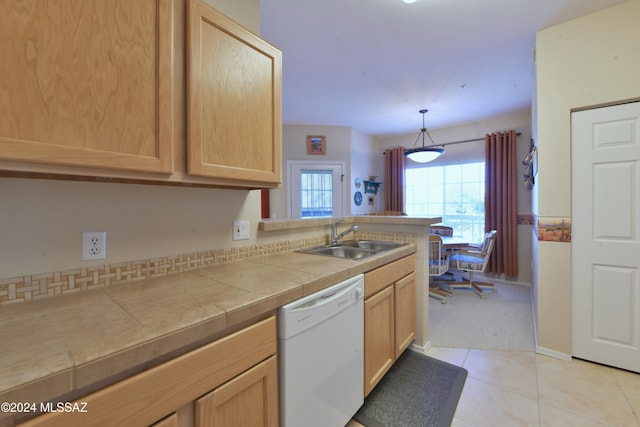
[350,347,640,426]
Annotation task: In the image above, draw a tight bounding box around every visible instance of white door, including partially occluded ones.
[572,101,640,373]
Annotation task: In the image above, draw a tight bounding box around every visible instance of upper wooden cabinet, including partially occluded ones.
[0,0,282,189]
[187,0,282,187]
[0,0,174,174]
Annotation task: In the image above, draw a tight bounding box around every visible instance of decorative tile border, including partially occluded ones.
[517,213,534,225]
[0,231,415,305]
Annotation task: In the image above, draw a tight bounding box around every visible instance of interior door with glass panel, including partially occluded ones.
[288,161,344,218]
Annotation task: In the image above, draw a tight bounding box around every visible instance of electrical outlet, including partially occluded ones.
[232,220,250,241]
[82,231,107,260]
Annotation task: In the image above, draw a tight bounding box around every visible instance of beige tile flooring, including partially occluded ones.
[349,347,640,426]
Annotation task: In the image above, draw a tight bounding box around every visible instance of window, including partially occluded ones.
[288,161,344,218]
[300,170,333,217]
[406,162,485,242]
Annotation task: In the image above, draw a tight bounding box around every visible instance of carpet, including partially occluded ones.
[353,350,467,427]
[429,282,535,351]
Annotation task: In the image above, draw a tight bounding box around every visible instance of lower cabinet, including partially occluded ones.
[194,356,277,426]
[21,317,278,427]
[363,254,416,396]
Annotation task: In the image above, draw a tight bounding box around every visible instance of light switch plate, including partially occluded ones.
[232,220,250,240]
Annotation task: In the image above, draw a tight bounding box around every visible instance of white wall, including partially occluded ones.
[350,129,381,214]
[535,0,640,354]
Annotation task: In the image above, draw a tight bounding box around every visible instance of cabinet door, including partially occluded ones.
[394,272,416,358]
[187,0,282,187]
[150,413,179,427]
[0,0,173,174]
[364,285,395,396]
[195,355,278,427]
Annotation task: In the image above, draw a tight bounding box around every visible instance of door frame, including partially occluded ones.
[287,160,346,218]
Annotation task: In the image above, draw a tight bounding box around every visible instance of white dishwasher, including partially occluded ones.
[278,274,364,427]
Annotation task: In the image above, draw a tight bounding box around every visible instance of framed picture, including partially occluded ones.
[307,135,326,155]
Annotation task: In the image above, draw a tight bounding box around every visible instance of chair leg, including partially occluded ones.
[449,271,493,299]
[429,286,449,304]
[473,280,495,292]
[451,280,485,298]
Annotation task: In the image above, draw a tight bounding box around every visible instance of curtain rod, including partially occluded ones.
[382,132,522,154]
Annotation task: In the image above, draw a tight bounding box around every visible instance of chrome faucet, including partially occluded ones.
[331,219,359,245]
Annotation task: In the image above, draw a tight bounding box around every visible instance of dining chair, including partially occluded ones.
[428,234,453,303]
[428,225,454,237]
[429,225,456,280]
[448,230,497,298]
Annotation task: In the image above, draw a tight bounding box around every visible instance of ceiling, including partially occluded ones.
[260,0,628,137]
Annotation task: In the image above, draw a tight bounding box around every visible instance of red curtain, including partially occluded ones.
[485,130,518,276]
[384,147,406,213]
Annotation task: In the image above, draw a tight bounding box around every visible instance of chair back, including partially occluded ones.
[479,230,497,253]
[428,234,449,276]
[450,230,497,273]
[429,225,454,237]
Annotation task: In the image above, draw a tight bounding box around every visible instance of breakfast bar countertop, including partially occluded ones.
[0,244,416,414]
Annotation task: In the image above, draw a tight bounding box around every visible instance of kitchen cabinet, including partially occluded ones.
[20,317,278,427]
[394,272,416,358]
[1,0,282,189]
[0,0,173,174]
[187,0,282,187]
[363,254,416,396]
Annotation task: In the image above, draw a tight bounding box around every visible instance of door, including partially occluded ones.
[195,356,278,426]
[0,0,173,174]
[394,272,416,358]
[364,285,395,396]
[187,0,282,186]
[572,101,640,373]
[288,161,345,218]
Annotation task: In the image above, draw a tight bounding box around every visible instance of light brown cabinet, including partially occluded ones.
[0,0,282,189]
[0,0,173,174]
[363,254,416,396]
[187,0,282,187]
[20,317,278,427]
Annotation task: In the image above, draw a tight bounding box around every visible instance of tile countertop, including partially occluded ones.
[0,244,415,413]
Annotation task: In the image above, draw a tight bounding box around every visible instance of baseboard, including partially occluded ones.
[535,345,572,361]
[410,341,431,355]
[474,274,532,287]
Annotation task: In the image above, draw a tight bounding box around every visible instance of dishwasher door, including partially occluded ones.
[278,274,364,427]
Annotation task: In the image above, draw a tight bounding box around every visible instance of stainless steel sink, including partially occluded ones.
[296,240,405,260]
[297,245,376,260]
[338,240,406,252]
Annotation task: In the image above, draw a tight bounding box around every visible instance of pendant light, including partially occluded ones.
[403,109,445,163]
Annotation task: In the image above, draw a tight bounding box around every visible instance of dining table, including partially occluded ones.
[440,235,470,249]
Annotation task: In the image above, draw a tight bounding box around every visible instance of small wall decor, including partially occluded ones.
[522,140,537,190]
[354,191,363,206]
[355,177,362,188]
[364,180,380,194]
[307,135,326,155]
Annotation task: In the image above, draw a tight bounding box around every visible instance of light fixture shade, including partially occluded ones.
[404,109,444,163]
[404,147,445,163]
